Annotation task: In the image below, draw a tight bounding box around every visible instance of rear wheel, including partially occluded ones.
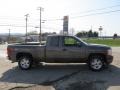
[88,55,105,71]
[18,56,32,70]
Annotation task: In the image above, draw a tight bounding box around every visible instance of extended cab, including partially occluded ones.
[7,35,113,71]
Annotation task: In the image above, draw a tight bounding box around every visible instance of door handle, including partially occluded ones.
[62,48,67,51]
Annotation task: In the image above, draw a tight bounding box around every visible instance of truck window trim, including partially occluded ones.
[63,36,81,47]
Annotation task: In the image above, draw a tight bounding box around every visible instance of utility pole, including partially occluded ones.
[71,28,74,35]
[91,26,92,31]
[99,26,103,38]
[8,29,10,43]
[37,7,44,44]
[25,14,29,43]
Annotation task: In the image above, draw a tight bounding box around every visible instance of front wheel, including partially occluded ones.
[88,55,105,71]
[18,56,32,70]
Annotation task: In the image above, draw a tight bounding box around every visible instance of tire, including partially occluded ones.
[18,55,32,70]
[88,55,105,71]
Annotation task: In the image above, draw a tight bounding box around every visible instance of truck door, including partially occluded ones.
[46,36,62,62]
[60,36,86,63]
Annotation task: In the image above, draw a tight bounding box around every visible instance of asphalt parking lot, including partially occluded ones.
[0,45,120,90]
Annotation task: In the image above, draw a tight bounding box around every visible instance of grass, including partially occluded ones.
[83,38,120,47]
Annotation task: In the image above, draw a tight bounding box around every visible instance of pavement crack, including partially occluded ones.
[8,70,80,90]
[40,70,81,86]
[8,85,36,90]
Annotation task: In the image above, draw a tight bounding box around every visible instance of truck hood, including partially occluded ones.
[87,43,111,50]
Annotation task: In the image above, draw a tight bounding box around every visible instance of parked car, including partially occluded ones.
[7,35,113,71]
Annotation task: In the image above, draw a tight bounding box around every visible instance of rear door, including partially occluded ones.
[46,36,62,62]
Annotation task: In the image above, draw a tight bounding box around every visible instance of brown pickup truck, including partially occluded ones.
[7,35,113,71]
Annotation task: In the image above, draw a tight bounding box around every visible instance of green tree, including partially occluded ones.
[88,30,93,37]
[113,33,118,39]
[93,31,98,37]
[76,30,98,38]
[76,32,83,37]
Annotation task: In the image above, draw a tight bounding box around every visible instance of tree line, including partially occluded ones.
[76,30,98,38]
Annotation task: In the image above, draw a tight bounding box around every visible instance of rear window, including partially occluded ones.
[48,36,59,47]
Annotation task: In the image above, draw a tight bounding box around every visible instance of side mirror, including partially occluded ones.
[76,42,82,47]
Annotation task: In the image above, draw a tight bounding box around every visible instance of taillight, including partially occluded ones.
[7,47,13,56]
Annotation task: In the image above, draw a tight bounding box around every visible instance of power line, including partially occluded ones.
[70,9,120,19]
[42,9,120,21]
[0,4,119,22]
[0,24,34,27]
[43,18,63,21]
[0,9,120,28]
[36,4,120,21]
[0,24,61,30]
[0,4,120,32]
[69,4,120,15]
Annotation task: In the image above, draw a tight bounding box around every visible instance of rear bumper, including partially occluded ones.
[106,55,113,64]
[7,56,11,60]
[7,56,16,63]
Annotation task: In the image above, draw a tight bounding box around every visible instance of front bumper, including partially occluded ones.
[106,55,113,64]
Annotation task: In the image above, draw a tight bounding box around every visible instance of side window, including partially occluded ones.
[49,37,59,47]
[64,37,79,46]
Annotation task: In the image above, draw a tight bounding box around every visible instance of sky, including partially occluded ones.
[0,0,120,36]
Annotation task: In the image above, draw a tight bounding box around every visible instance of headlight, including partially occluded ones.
[107,49,112,55]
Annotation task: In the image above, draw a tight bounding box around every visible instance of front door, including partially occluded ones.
[60,36,86,63]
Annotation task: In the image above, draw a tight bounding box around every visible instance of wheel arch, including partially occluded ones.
[88,53,106,62]
[16,52,33,61]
